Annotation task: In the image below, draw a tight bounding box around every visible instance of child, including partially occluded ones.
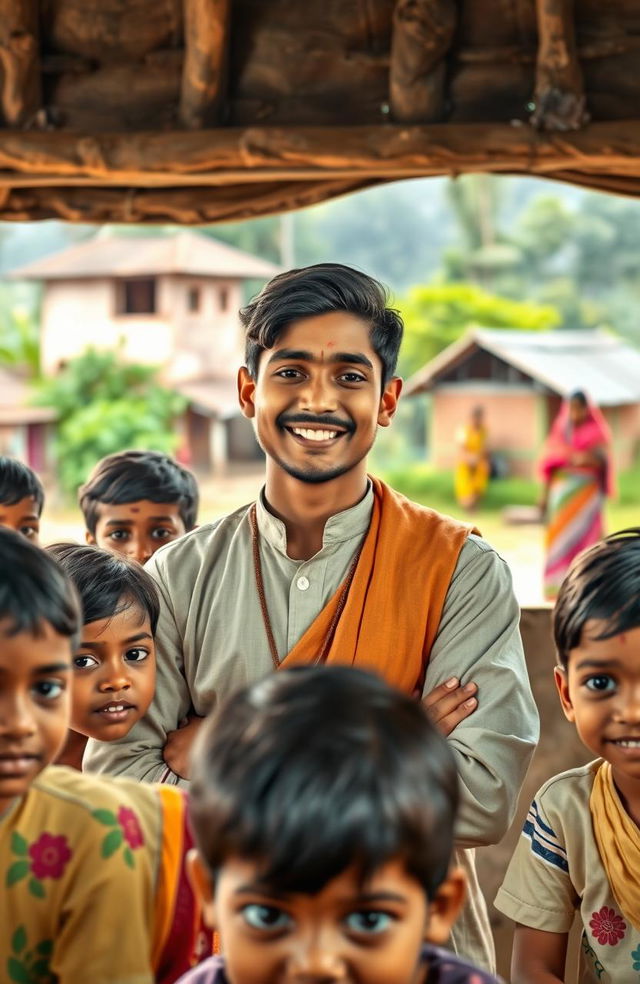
[79,449,199,564]
[0,528,208,983]
[0,455,44,542]
[179,665,503,984]
[495,528,640,982]
[47,543,159,772]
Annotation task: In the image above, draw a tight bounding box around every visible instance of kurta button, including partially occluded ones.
[297,575,310,591]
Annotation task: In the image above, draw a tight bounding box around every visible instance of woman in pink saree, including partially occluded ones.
[540,390,614,599]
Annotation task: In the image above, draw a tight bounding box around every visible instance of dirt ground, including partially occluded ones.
[41,464,548,604]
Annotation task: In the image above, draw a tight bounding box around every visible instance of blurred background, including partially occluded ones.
[2,171,639,603]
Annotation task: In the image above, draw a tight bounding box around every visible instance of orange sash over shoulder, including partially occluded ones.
[282,477,476,693]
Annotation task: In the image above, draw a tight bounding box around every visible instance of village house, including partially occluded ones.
[9,231,280,473]
[405,328,640,479]
[0,366,57,475]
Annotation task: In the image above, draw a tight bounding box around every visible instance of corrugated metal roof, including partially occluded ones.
[175,376,240,419]
[7,231,281,282]
[405,328,640,406]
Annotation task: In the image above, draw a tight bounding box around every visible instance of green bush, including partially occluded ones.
[35,348,185,496]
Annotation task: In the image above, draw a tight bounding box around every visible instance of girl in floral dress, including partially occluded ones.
[0,529,207,984]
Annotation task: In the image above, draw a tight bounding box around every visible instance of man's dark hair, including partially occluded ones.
[0,456,45,515]
[190,665,458,901]
[240,264,404,384]
[553,528,640,669]
[0,527,81,648]
[47,543,160,634]
[78,450,199,535]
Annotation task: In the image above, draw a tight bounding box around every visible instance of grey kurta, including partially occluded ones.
[84,485,539,970]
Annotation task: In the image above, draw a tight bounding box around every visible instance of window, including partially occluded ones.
[116,278,156,315]
[187,286,201,312]
[219,287,229,311]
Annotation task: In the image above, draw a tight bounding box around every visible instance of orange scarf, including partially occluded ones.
[590,760,640,932]
[283,477,476,693]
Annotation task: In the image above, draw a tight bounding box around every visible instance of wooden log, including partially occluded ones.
[0,178,379,224]
[390,0,457,123]
[3,121,640,183]
[531,0,588,131]
[179,0,231,128]
[0,0,41,127]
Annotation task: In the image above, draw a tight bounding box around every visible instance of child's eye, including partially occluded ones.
[20,526,38,539]
[344,911,393,935]
[338,372,366,384]
[151,528,174,540]
[241,904,292,931]
[585,675,616,693]
[108,530,130,541]
[275,368,303,380]
[33,679,65,700]
[125,648,149,663]
[74,654,99,670]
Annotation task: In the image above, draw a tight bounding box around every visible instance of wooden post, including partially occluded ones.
[179,0,230,129]
[390,0,457,124]
[0,0,41,127]
[531,0,588,131]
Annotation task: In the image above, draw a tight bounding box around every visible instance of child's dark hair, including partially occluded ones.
[0,456,44,515]
[47,543,160,634]
[554,528,640,669]
[240,263,404,385]
[78,450,198,535]
[190,665,458,901]
[0,527,81,648]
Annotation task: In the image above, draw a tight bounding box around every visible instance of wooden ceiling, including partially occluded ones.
[1,1,640,224]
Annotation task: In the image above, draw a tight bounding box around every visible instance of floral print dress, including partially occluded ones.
[1,765,208,984]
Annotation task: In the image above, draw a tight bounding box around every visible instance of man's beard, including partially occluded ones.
[267,438,374,485]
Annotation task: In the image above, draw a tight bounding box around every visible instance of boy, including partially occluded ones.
[0,528,207,982]
[79,449,199,564]
[180,665,502,984]
[47,543,160,772]
[495,528,640,982]
[0,454,44,542]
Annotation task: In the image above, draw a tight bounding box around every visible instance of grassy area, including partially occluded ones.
[381,460,640,529]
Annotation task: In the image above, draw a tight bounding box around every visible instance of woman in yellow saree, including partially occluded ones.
[454,406,490,511]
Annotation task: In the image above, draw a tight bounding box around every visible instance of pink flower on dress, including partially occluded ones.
[117,806,144,850]
[28,833,72,880]
[589,906,626,946]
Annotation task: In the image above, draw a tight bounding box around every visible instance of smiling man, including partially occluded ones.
[85,264,539,971]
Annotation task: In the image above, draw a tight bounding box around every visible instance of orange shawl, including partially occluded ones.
[282,477,476,693]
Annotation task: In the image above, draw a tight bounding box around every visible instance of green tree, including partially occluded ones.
[397,283,559,376]
[35,348,185,495]
[0,285,41,376]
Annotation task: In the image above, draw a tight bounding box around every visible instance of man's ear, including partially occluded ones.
[238,366,256,420]
[554,665,575,723]
[85,530,96,545]
[424,867,466,945]
[187,849,217,930]
[378,376,402,428]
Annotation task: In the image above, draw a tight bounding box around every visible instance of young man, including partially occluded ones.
[85,263,539,970]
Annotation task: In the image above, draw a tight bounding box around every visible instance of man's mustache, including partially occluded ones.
[278,412,355,434]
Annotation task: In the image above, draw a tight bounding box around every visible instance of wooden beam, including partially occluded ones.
[3,122,640,183]
[390,0,457,123]
[179,0,231,129]
[531,0,588,131]
[0,0,41,127]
